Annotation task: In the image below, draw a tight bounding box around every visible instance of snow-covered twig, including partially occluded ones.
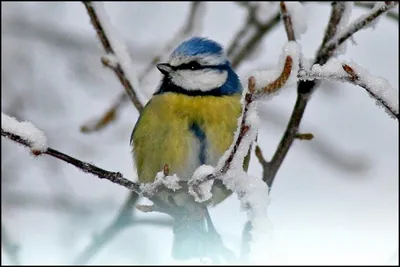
[188,49,296,202]
[1,113,47,154]
[264,1,397,190]
[1,223,21,265]
[317,2,398,64]
[1,119,141,194]
[280,2,296,41]
[355,1,399,22]
[82,1,144,112]
[316,2,348,55]
[299,62,399,119]
[81,2,205,133]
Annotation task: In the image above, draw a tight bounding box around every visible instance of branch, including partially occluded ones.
[355,1,399,22]
[83,1,144,112]
[1,129,141,193]
[80,1,205,133]
[299,62,399,119]
[317,2,398,64]
[317,1,347,54]
[264,1,398,191]
[280,2,296,41]
[1,223,21,265]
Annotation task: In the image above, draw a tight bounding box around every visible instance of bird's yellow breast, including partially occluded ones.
[131,92,242,183]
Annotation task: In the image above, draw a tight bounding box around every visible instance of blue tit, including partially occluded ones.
[130,37,248,259]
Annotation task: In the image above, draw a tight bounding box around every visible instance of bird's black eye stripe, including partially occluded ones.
[176,60,202,70]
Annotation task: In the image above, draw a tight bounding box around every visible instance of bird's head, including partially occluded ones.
[156,37,241,96]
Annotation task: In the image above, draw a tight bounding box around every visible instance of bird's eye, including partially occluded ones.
[185,61,202,70]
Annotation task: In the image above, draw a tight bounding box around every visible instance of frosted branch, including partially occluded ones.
[264,1,398,190]
[299,62,399,119]
[280,2,296,41]
[81,2,206,133]
[317,2,398,64]
[83,1,144,112]
[355,1,399,22]
[1,113,47,154]
[316,2,349,55]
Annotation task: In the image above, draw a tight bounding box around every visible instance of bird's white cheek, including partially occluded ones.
[171,70,228,91]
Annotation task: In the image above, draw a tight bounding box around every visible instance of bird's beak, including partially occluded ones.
[157,63,173,75]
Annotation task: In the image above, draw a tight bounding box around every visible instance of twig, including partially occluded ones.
[80,1,205,133]
[264,1,398,190]
[355,1,399,21]
[317,1,347,54]
[1,129,141,193]
[295,133,314,140]
[280,2,296,41]
[83,1,144,112]
[317,2,399,64]
[1,223,21,265]
[299,63,399,119]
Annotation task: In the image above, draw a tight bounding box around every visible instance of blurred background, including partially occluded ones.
[1,1,398,265]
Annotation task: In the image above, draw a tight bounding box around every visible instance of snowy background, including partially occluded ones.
[1,2,398,265]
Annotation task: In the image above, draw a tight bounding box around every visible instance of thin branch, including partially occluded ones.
[317,1,346,53]
[299,64,399,119]
[83,1,144,112]
[1,223,21,265]
[280,2,296,41]
[295,132,314,140]
[80,1,205,133]
[1,129,141,193]
[264,1,398,191]
[317,2,399,64]
[355,1,399,21]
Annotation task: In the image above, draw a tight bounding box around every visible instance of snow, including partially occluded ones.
[284,2,307,40]
[248,41,301,99]
[333,2,353,55]
[1,113,48,153]
[188,165,215,203]
[349,62,399,118]
[327,2,396,52]
[140,172,181,197]
[299,60,399,119]
[91,2,147,105]
[214,99,271,244]
[1,2,398,265]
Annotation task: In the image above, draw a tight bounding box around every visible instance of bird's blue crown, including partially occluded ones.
[171,37,224,58]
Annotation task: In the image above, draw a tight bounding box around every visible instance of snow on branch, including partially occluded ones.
[83,1,144,112]
[187,43,300,236]
[280,2,307,41]
[1,116,141,193]
[299,60,399,119]
[1,113,47,154]
[318,2,398,63]
[81,2,206,133]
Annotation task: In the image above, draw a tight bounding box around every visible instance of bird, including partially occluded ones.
[130,37,249,259]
